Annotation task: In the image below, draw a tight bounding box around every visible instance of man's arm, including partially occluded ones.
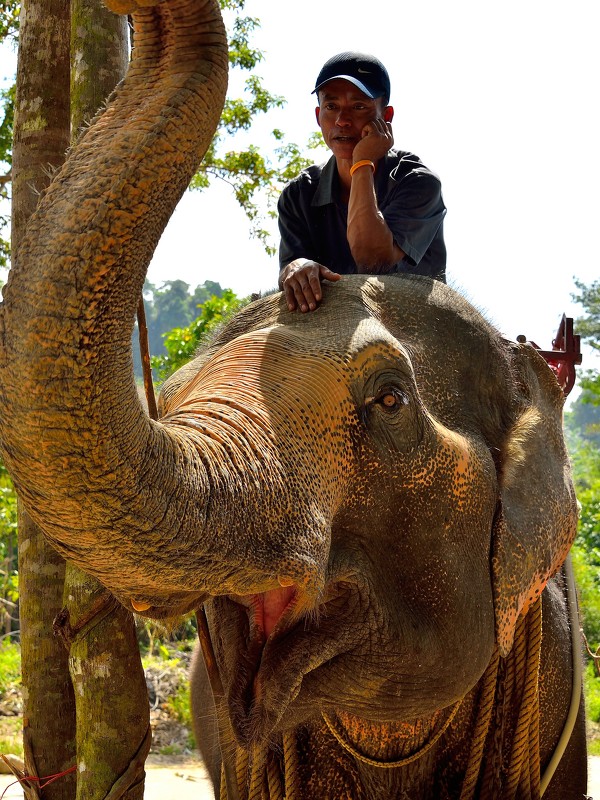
[347,165,405,271]
[346,117,405,272]
[277,182,341,313]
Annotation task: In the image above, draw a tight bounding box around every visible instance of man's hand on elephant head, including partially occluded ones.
[279,258,341,313]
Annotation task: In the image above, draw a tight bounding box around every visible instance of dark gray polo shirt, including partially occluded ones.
[277,149,447,281]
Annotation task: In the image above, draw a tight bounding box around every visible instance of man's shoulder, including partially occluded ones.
[284,160,329,190]
[384,149,442,184]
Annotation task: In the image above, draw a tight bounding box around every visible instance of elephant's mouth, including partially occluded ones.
[215,579,363,746]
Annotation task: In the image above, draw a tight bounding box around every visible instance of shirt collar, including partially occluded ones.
[312,156,338,207]
[311,152,393,208]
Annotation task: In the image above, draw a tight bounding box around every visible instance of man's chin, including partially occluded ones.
[329,141,356,160]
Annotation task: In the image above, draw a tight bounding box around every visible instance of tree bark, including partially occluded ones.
[71,0,129,138]
[18,504,76,800]
[59,567,150,800]
[12,1,76,797]
[11,0,72,255]
[64,4,150,798]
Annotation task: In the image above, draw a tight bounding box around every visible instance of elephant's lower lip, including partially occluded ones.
[227,586,302,714]
[224,603,302,745]
[224,580,359,744]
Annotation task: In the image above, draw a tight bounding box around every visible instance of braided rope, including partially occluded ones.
[459,647,501,800]
[266,752,284,800]
[528,675,541,798]
[505,598,543,799]
[463,598,543,800]
[248,742,268,800]
[236,746,249,799]
[283,731,300,800]
[219,762,228,800]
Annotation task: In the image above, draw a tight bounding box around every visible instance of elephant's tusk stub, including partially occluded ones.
[131,599,151,612]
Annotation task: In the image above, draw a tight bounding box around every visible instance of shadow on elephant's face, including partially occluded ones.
[157,275,576,745]
[180,284,500,743]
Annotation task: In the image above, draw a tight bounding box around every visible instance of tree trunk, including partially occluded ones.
[59,567,150,800]
[64,4,150,798]
[12,1,76,797]
[18,505,76,800]
[71,0,129,138]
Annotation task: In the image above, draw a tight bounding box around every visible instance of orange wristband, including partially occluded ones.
[349,159,375,177]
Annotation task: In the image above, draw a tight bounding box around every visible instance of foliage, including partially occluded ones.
[184,0,321,254]
[137,614,197,658]
[0,460,17,635]
[565,398,600,651]
[567,276,600,729]
[585,661,600,724]
[573,278,600,400]
[0,0,320,274]
[151,288,247,382]
[0,640,20,694]
[166,682,193,733]
[571,539,600,648]
[0,83,13,168]
[0,82,14,269]
[0,0,18,270]
[0,715,23,758]
[574,278,600,351]
[0,1,19,43]
[133,279,226,378]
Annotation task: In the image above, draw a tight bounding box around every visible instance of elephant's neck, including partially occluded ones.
[323,705,460,766]
[319,690,483,798]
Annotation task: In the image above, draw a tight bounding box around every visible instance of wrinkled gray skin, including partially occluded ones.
[170,280,587,799]
[0,0,586,797]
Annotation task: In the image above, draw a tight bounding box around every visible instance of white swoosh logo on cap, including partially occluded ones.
[358,68,371,73]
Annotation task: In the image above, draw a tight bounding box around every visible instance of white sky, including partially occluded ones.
[149,0,600,378]
[1,0,599,385]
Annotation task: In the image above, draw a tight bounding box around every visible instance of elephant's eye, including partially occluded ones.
[381,392,398,408]
[367,387,408,412]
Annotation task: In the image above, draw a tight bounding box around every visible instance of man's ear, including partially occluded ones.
[383,105,394,122]
[315,107,321,126]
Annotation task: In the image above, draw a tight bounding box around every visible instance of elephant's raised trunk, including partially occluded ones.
[0,0,285,610]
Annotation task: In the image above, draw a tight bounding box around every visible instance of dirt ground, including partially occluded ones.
[0,755,598,799]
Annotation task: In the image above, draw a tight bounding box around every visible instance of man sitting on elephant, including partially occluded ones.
[277,51,447,313]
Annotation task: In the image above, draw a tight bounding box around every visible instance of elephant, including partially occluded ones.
[0,0,587,798]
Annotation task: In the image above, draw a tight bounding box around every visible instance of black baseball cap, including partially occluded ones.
[313,52,391,105]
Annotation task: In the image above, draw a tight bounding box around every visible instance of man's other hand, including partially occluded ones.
[279,259,341,312]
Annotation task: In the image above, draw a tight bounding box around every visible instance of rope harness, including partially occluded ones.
[211,597,545,800]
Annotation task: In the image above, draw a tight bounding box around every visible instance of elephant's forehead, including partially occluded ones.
[254,317,407,366]
[166,319,408,424]
[213,318,404,370]
[168,324,357,412]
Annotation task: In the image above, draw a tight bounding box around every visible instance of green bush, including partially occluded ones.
[0,716,23,759]
[166,683,192,726]
[585,660,600,724]
[151,289,248,382]
[0,640,20,694]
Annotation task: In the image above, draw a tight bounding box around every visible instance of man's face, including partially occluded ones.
[316,78,390,160]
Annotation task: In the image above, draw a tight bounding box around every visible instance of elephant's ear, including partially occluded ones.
[492,342,578,656]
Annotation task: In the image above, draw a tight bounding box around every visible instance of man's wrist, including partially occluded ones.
[350,160,376,177]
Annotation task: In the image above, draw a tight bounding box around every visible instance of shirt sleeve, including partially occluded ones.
[277,181,318,273]
[381,162,446,268]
